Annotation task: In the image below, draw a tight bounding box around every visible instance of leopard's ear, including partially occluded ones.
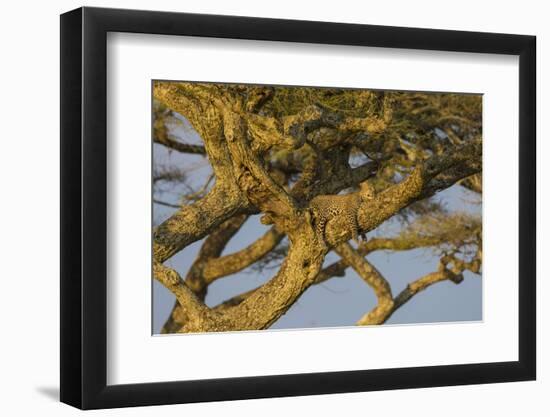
[359,181,376,199]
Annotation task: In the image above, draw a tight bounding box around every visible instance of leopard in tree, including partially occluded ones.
[309,181,376,246]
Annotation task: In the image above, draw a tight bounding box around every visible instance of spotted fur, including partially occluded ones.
[309,182,375,243]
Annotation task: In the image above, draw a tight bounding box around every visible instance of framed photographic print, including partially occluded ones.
[60,6,536,409]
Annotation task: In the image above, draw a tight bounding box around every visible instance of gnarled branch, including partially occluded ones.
[202,227,285,282]
[153,184,245,263]
[336,243,394,325]
[153,261,210,324]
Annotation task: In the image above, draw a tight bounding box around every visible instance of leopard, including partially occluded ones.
[309,181,376,245]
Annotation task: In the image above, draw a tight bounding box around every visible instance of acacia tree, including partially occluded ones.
[152,82,482,333]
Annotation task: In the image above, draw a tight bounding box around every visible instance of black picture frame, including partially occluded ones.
[60,6,536,410]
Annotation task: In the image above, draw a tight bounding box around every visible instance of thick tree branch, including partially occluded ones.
[246,98,392,157]
[184,215,249,296]
[336,243,394,325]
[304,160,380,201]
[246,105,334,153]
[153,262,210,323]
[154,82,236,181]
[207,229,325,331]
[202,227,285,282]
[153,102,207,155]
[245,86,275,113]
[223,110,299,221]
[153,184,244,263]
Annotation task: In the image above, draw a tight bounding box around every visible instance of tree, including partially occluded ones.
[152,82,482,333]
